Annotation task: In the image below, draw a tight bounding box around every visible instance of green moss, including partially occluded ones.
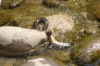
[72,34,96,56]
[87,0,100,20]
[0,9,11,26]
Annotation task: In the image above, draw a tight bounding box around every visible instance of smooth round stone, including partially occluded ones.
[46,14,75,32]
[0,26,47,56]
[21,57,60,66]
[10,0,23,8]
[1,0,23,9]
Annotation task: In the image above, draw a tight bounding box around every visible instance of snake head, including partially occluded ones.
[33,17,49,31]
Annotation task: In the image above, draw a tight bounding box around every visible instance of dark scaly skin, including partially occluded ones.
[33,17,48,31]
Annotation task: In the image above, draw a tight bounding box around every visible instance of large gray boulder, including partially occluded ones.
[0,26,47,56]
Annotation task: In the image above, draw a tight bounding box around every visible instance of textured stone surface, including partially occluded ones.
[72,37,100,64]
[46,14,75,32]
[21,57,60,66]
[0,26,47,56]
[88,0,100,21]
[0,9,11,26]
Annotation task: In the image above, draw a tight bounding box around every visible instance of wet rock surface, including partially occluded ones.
[40,48,71,63]
[88,0,100,21]
[1,0,23,9]
[71,35,100,65]
[43,0,90,12]
[21,56,63,66]
[43,0,60,7]
[0,57,26,66]
[46,14,75,32]
[0,9,11,26]
[10,0,23,8]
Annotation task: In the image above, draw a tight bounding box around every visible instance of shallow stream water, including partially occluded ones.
[0,0,100,66]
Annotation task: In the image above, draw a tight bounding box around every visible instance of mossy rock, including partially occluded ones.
[71,35,100,65]
[43,0,60,7]
[0,9,11,26]
[43,0,89,12]
[1,0,23,9]
[88,0,100,21]
[1,0,12,9]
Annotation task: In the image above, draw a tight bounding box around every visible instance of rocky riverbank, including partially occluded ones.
[0,0,100,66]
